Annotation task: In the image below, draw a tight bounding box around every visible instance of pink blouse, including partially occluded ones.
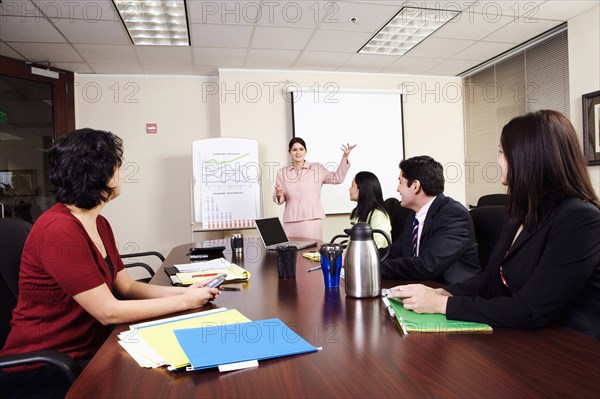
[273,159,350,223]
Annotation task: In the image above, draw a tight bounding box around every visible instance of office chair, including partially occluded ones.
[120,251,165,283]
[469,205,507,268]
[476,193,510,207]
[0,218,81,383]
[383,198,412,243]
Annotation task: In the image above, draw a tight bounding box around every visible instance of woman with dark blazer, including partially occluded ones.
[387,110,600,338]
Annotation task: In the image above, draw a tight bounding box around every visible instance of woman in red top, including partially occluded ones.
[0,128,220,397]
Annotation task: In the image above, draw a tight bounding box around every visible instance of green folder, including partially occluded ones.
[387,298,493,333]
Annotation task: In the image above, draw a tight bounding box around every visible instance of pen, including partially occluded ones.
[191,273,218,278]
[220,287,241,291]
[307,266,322,272]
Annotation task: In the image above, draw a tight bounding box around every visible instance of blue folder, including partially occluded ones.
[173,318,318,371]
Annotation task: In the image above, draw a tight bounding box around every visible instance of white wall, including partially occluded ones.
[217,69,466,242]
[75,70,466,264]
[75,75,220,264]
[568,5,600,195]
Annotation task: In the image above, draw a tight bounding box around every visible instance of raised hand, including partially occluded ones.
[341,143,357,160]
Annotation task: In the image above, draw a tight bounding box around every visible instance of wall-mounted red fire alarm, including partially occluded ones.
[146,123,157,134]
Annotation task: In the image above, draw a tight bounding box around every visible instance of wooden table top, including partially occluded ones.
[67,238,600,398]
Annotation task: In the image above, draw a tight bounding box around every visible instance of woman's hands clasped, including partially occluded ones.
[386,284,452,314]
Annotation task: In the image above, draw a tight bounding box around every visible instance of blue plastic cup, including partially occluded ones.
[319,243,343,289]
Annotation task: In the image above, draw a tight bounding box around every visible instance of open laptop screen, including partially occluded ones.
[254,217,289,247]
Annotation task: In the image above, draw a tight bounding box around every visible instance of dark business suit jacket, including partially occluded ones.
[381,194,481,284]
[446,195,600,338]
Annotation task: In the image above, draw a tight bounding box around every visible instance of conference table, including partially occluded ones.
[67,238,600,398]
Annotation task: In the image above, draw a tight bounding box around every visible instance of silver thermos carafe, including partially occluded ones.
[331,222,391,298]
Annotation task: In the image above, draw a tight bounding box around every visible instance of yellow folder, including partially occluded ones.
[134,308,251,369]
[176,263,251,285]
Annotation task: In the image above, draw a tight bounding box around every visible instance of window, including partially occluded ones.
[462,28,569,206]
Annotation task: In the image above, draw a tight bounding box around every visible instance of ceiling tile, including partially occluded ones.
[244,49,300,68]
[407,37,475,58]
[320,2,400,33]
[135,46,193,64]
[74,44,137,64]
[31,0,120,22]
[254,1,328,28]
[0,15,65,42]
[453,41,516,61]
[383,56,444,74]
[484,18,563,43]
[534,1,600,20]
[337,65,386,73]
[0,42,25,59]
[193,47,247,66]
[293,50,352,69]
[305,29,373,52]
[9,42,83,63]
[0,1,32,16]
[190,24,253,48]
[426,58,480,75]
[341,53,397,69]
[53,18,130,45]
[433,14,513,41]
[90,63,146,74]
[194,65,219,75]
[459,1,545,18]
[54,62,94,73]
[187,0,258,25]
[251,26,314,50]
[143,64,195,75]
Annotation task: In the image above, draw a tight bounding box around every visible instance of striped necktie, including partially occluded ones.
[412,218,419,257]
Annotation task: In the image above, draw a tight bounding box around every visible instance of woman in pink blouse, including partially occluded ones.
[273,137,356,241]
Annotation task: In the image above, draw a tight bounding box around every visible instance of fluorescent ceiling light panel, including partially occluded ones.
[113,0,190,46]
[359,7,460,56]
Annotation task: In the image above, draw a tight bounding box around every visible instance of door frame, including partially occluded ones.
[0,55,75,137]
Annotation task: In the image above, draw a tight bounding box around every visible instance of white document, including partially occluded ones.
[174,258,231,272]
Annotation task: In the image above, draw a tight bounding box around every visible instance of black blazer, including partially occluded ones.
[381,194,481,284]
[446,196,600,338]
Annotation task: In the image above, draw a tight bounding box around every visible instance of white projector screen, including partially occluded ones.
[291,89,405,214]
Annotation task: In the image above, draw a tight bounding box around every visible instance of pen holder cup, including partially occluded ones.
[230,234,244,253]
[276,245,297,278]
[319,243,343,289]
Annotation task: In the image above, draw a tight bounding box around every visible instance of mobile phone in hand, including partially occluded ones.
[204,273,227,288]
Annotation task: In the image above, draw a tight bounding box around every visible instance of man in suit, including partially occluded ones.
[381,156,481,284]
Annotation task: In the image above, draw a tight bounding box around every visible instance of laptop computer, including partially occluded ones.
[254,217,318,250]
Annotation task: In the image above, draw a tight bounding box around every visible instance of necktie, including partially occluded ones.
[412,218,419,257]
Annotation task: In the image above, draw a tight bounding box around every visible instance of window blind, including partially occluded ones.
[463,30,569,206]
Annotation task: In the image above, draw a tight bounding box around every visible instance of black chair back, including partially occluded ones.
[383,198,412,243]
[477,193,509,207]
[0,218,32,348]
[469,205,507,268]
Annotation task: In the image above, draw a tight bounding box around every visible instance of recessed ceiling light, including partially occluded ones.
[112,0,190,46]
[359,7,460,56]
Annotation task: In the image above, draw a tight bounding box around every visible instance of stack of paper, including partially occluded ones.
[174,258,232,272]
[176,263,251,285]
[118,309,319,372]
[174,318,320,371]
[382,297,493,334]
[118,308,251,369]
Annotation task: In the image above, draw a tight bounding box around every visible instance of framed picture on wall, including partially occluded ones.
[582,90,600,166]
